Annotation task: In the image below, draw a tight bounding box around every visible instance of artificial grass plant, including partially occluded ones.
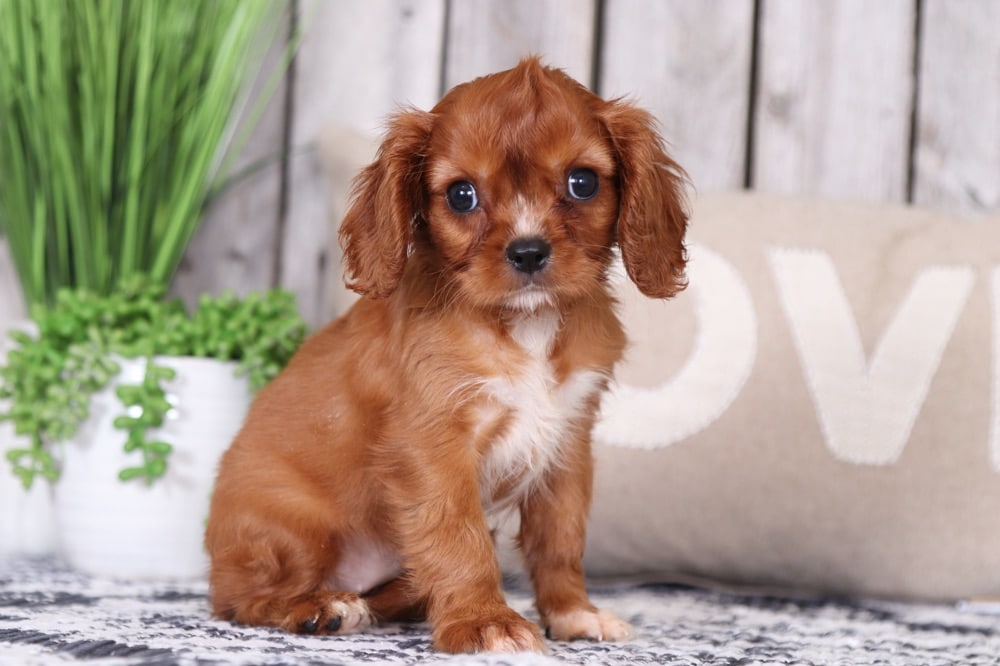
[0,0,282,307]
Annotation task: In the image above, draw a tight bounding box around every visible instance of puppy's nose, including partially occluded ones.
[506,237,552,274]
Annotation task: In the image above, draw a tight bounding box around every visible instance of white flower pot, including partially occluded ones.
[0,451,58,557]
[0,319,58,557]
[53,356,251,580]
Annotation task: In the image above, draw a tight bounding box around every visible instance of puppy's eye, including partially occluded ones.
[567,168,598,200]
[446,181,478,213]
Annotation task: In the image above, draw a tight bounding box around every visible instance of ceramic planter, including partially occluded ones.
[0,433,58,557]
[53,356,251,579]
[0,319,58,557]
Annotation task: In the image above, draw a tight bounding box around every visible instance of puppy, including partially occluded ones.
[205,57,688,654]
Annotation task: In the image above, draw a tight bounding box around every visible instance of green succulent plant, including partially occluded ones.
[0,277,308,488]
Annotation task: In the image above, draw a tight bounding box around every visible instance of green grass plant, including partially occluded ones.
[0,0,281,307]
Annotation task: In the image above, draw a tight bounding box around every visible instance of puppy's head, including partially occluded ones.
[340,57,688,309]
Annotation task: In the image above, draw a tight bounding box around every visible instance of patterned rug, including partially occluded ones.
[2,557,999,665]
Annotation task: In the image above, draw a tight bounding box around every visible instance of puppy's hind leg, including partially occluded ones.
[207,522,374,635]
[363,576,427,623]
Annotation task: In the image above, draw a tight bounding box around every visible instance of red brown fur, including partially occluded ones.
[205,57,688,654]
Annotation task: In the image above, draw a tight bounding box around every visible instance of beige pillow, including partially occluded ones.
[319,126,1000,601]
[588,192,1000,601]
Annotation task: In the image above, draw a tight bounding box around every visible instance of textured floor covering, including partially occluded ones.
[2,557,999,665]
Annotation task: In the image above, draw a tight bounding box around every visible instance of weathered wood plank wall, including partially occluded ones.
[914,0,1000,214]
[601,1,756,191]
[753,0,917,201]
[1,0,997,329]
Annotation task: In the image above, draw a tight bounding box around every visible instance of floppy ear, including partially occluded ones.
[598,100,689,299]
[338,109,433,298]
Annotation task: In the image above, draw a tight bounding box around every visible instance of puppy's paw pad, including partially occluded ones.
[435,610,547,654]
[287,592,372,635]
[545,607,633,642]
[328,597,373,633]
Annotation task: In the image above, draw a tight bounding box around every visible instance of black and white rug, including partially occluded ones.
[2,556,999,665]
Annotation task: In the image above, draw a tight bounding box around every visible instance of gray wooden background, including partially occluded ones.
[1,0,997,329]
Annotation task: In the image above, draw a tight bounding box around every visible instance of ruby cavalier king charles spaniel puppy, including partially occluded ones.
[205,57,688,654]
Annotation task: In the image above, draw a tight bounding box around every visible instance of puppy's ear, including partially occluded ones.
[339,109,433,298]
[598,100,689,299]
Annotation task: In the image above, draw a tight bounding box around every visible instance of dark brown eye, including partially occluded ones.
[567,168,598,200]
[446,181,478,213]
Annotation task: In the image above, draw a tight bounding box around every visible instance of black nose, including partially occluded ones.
[506,237,552,274]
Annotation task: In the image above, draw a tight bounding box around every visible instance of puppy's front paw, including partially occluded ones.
[544,607,633,642]
[285,591,373,635]
[434,607,547,654]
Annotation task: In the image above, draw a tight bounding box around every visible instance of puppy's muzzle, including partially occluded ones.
[506,237,551,275]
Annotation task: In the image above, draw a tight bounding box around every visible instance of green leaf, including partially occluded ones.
[15,468,34,490]
[145,458,167,478]
[113,416,141,430]
[146,441,173,455]
[117,467,147,482]
[115,385,144,404]
[5,448,28,462]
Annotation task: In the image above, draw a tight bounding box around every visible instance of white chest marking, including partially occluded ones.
[328,535,402,594]
[479,312,606,512]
